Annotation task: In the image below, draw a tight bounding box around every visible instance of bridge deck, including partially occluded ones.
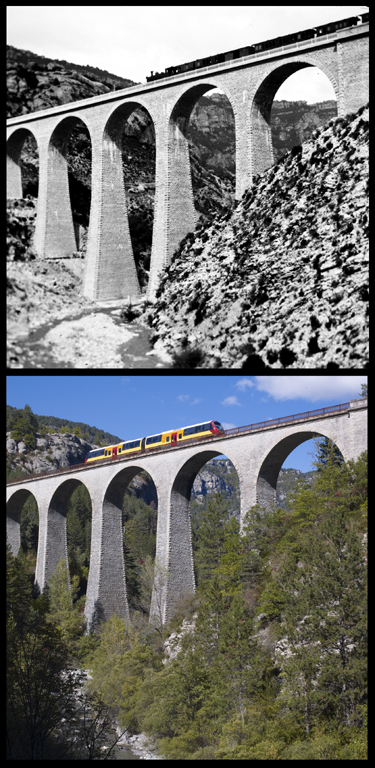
[6,22,368,127]
[6,401,352,487]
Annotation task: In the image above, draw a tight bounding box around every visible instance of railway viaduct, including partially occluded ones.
[7,398,367,630]
[6,19,369,301]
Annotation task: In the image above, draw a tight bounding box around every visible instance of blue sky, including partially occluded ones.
[7,375,366,472]
[7,6,367,102]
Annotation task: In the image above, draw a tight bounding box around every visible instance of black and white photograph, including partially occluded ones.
[6,6,368,369]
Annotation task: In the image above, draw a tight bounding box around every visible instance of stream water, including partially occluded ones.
[14,308,172,369]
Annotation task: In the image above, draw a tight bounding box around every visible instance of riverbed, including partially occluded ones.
[8,307,172,369]
[7,255,173,369]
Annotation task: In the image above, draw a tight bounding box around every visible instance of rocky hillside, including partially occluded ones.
[145,104,369,369]
[271,99,337,162]
[6,45,136,117]
[6,430,93,475]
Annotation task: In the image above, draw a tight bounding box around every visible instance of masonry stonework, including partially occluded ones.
[7,399,367,628]
[7,23,368,301]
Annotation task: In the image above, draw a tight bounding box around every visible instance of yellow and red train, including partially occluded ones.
[84,420,225,465]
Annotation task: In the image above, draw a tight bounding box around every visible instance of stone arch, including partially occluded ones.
[255,427,348,511]
[43,114,92,257]
[85,463,159,630]
[41,477,92,592]
[249,59,339,176]
[7,127,39,199]
[168,80,237,230]
[164,447,241,621]
[6,487,39,556]
[169,78,238,127]
[85,99,158,300]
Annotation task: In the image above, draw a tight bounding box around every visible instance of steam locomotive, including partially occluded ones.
[146,14,368,83]
[84,420,225,464]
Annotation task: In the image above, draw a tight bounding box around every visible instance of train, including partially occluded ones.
[84,420,225,464]
[146,13,369,83]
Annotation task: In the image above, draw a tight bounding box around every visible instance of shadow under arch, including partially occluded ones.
[165,447,241,621]
[40,477,92,594]
[40,114,92,258]
[7,127,39,199]
[169,80,237,225]
[256,429,347,511]
[7,487,39,557]
[85,464,159,632]
[250,60,338,176]
[84,100,157,301]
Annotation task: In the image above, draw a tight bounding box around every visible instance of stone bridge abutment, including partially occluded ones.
[7,398,367,628]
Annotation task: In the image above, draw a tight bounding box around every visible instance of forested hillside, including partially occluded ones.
[7,444,367,759]
[6,403,121,446]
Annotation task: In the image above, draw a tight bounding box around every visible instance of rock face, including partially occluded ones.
[6,45,135,118]
[145,104,369,369]
[7,430,94,475]
[192,459,233,501]
[271,100,337,162]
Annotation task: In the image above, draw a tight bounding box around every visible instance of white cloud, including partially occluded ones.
[222,396,242,406]
[254,376,367,403]
[235,378,255,392]
[191,398,202,405]
[177,395,190,402]
[221,422,237,430]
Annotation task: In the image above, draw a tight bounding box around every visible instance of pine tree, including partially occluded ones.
[313,436,344,472]
[6,548,82,759]
[276,453,367,737]
[10,404,39,449]
[46,558,84,648]
[195,493,232,586]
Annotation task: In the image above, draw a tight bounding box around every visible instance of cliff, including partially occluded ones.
[6,430,94,475]
[6,45,135,117]
[145,104,368,369]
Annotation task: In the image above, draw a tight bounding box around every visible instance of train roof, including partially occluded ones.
[146,420,222,439]
[88,438,143,452]
[88,421,224,451]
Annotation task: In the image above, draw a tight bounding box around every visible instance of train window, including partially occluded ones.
[166,436,170,442]
[146,434,162,445]
[121,440,141,451]
[88,448,105,458]
[184,422,212,436]
[178,434,182,439]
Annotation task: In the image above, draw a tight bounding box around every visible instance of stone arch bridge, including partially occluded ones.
[6,18,369,301]
[7,398,367,630]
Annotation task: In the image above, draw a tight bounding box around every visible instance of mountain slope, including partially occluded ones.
[145,105,368,369]
[6,44,136,117]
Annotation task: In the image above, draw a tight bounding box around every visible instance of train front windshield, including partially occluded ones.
[212,421,224,432]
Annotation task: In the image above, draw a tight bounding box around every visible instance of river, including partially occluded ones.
[11,308,172,369]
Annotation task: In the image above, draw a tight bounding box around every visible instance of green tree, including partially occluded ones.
[6,547,82,759]
[359,382,367,397]
[93,430,103,446]
[195,493,232,585]
[276,453,367,737]
[313,435,344,472]
[10,404,39,449]
[46,558,84,650]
